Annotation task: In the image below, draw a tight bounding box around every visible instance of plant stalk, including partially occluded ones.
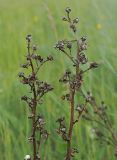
[66,89,75,160]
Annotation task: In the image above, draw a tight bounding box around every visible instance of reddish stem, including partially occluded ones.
[28,41,37,160]
[66,89,75,160]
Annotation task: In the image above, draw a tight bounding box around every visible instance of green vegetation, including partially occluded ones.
[0,0,117,159]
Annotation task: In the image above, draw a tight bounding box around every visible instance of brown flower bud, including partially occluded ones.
[65,7,71,13]
[26,35,32,42]
[73,18,79,24]
[47,55,53,61]
[62,17,67,21]
[90,62,98,69]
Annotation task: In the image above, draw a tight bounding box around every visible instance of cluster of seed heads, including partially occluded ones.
[62,7,79,33]
[20,6,117,160]
[54,7,99,160]
[19,35,53,160]
[81,91,117,157]
[56,117,68,141]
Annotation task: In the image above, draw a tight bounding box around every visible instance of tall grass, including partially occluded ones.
[0,0,117,159]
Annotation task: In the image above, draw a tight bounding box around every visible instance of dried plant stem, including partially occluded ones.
[28,41,37,160]
[66,90,75,160]
[63,50,75,64]
[66,38,83,159]
[32,103,37,160]
[32,87,37,160]
[20,35,53,160]
[80,89,117,156]
[55,7,98,159]
[89,95,117,144]
[76,41,80,75]
[66,41,80,160]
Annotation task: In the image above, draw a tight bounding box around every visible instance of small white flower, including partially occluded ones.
[61,127,66,132]
[24,155,31,160]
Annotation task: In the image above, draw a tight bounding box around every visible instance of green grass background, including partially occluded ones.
[0,0,117,159]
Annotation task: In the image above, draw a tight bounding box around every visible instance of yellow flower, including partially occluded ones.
[96,24,102,30]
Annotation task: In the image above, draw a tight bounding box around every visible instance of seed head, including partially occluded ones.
[70,24,76,33]
[47,55,53,61]
[90,62,99,69]
[67,42,72,49]
[21,95,28,101]
[62,17,67,21]
[26,35,32,42]
[32,45,37,50]
[65,7,71,13]
[18,72,24,78]
[73,18,79,24]
[81,36,87,42]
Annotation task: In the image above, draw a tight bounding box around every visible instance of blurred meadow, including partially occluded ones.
[0,0,117,159]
